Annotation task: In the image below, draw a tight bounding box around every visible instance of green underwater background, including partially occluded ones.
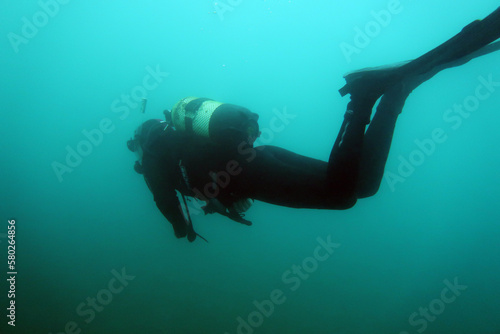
[1,1,500,333]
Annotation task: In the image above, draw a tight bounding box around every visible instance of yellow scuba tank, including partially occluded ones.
[171,97,260,147]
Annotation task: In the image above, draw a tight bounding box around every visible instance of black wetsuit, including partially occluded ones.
[141,98,376,237]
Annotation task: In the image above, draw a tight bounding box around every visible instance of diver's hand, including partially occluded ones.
[187,225,197,242]
[171,220,196,242]
[172,224,187,239]
[187,230,196,242]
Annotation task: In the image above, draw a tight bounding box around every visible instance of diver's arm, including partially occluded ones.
[154,192,197,242]
[154,195,189,239]
[142,157,193,241]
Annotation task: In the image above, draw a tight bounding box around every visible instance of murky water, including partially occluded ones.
[1,1,500,333]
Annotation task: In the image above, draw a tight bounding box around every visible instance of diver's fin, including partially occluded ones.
[397,6,500,79]
[340,6,500,97]
[339,61,410,97]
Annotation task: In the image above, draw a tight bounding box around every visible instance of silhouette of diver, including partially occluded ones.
[127,7,500,242]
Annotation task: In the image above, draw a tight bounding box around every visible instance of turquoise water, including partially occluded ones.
[1,1,500,333]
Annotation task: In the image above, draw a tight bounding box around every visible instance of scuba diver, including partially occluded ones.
[127,7,500,242]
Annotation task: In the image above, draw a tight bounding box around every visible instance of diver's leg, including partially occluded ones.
[353,27,500,198]
[326,98,375,203]
[356,84,412,198]
[231,145,336,209]
[232,98,373,210]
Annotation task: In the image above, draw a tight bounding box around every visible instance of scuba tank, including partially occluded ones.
[171,97,260,148]
[170,97,258,226]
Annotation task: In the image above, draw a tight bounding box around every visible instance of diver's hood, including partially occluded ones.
[127,119,167,164]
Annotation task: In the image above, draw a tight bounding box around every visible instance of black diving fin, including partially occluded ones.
[340,6,500,97]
